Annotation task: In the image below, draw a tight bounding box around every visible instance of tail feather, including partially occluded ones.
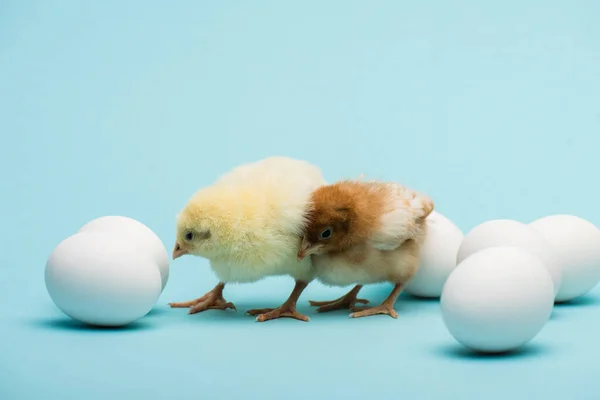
[408,191,434,220]
[368,184,434,251]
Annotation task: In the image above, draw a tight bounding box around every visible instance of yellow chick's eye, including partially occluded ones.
[319,227,333,240]
[184,231,194,242]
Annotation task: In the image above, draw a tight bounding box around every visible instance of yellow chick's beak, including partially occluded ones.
[172,242,188,260]
[298,237,318,261]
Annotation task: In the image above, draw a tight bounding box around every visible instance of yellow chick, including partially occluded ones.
[169,156,326,322]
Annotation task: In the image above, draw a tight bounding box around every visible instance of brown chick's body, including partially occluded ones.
[298,179,434,318]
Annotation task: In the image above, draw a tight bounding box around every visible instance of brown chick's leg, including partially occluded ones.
[349,283,404,319]
[246,280,310,322]
[168,282,236,315]
[308,284,369,312]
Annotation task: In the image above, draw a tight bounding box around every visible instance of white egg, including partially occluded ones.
[78,215,169,291]
[405,211,464,298]
[441,246,554,353]
[530,214,600,302]
[456,219,562,296]
[45,231,162,326]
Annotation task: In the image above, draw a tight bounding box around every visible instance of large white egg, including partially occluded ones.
[78,216,169,291]
[530,214,600,302]
[45,231,162,326]
[405,211,464,298]
[456,219,562,296]
[441,246,554,353]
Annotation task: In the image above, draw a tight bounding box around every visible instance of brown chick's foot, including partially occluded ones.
[349,304,398,319]
[349,283,404,319]
[168,282,236,315]
[309,297,369,313]
[309,284,368,313]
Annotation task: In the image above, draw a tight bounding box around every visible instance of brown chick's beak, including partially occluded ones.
[172,243,188,260]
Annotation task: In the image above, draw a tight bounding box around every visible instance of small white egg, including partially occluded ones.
[78,216,169,291]
[441,246,554,353]
[45,231,162,326]
[456,219,562,296]
[405,211,464,298]
[530,214,600,302]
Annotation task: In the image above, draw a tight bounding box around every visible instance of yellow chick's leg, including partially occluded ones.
[168,282,237,315]
[308,284,369,313]
[349,283,404,319]
[246,280,310,322]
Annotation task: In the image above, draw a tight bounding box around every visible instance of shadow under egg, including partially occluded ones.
[401,292,441,304]
[433,342,552,361]
[31,317,153,332]
[554,294,600,308]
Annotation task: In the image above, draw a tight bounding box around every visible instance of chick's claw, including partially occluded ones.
[255,307,310,322]
[309,284,368,313]
[245,308,275,316]
[309,297,369,313]
[246,280,311,322]
[169,282,236,315]
[168,293,211,308]
[189,299,236,315]
[349,304,399,319]
[245,307,309,322]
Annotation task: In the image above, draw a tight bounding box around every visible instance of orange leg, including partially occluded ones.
[349,283,403,319]
[169,282,236,314]
[246,280,310,322]
[308,284,369,312]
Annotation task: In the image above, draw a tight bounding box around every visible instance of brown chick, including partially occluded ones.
[297,179,434,318]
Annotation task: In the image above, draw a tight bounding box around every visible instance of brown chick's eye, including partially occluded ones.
[184,232,194,241]
[319,228,333,239]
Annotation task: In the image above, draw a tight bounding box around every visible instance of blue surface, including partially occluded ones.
[2,1,600,399]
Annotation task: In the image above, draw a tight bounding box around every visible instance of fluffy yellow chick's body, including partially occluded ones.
[169,156,326,322]
[297,179,434,318]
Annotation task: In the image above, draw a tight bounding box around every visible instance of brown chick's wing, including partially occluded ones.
[367,183,434,251]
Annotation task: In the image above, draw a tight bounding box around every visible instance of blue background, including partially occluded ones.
[2,1,600,399]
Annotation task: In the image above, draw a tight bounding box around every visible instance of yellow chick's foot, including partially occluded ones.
[168,282,237,315]
[188,298,236,315]
[308,284,368,313]
[168,295,211,308]
[349,304,398,319]
[253,305,310,322]
[245,308,275,316]
[247,279,310,322]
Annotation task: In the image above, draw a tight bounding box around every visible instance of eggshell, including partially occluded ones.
[456,219,562,297]
[45,231,162,326]
[441,246,554,353]
[78,215,169,291]
[405,211,464,298]
[530,214,600,302]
